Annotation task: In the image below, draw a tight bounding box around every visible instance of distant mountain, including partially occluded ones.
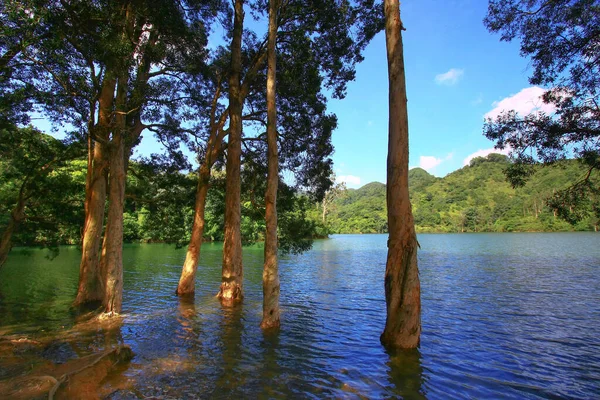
[325,154,597,233]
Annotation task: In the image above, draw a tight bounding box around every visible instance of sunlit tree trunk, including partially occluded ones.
[218,0,244,305]
[0,189,26,269]
[380,0,421,349]
[74,75,115,305]
[176,163,211,295]
[99,72,128,316]
[261,0,280,329]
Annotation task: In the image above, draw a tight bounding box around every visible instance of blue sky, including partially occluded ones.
[329,0,552,188]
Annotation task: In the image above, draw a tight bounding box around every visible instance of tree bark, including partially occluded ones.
[99,72,128,316]
[176,163,211,295]
[74,75,115,306]
[261,0,280,330]
[380,0,421,350]
[218,0,244,305]
[0,192,26,269]
[176,102,227,295]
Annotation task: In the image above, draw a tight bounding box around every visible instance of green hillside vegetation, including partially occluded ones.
[324,154,599,233]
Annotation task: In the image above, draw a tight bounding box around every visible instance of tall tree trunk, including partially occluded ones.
[99,73,128,316]
[176,163,211,295]
[177,80,227,296]
[74,75,115,306]
[261,0,280,330]
[218,0,244,305]
[0,192,26,268]
[380,0,421,350]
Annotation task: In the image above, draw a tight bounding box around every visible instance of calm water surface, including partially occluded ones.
[1,233,599,398]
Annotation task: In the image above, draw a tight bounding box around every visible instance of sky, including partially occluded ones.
[327,0,551,188]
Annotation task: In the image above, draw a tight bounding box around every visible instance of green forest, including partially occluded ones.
[0,129,317,253]
[3,136,597,257]
[322,153,599,234]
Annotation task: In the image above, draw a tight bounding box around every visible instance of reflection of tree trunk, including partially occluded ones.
[74,75,115,306]
[177,164,211,295]
[218,0,244,305]
[380,0,421,350]
[261,0,280,330]
[99,73,128,316]
[0,192,26,268]
[215,305,244,392]
[387,349,425,398]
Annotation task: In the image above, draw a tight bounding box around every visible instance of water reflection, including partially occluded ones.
[213,304,245,397]
[258,329,281,398]
[387,348,426,399]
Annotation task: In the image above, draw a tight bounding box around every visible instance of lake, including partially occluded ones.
[1,233,599,398]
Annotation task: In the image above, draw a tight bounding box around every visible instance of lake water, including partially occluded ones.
[1,233,599,398]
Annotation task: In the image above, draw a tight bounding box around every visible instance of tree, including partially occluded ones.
[185,0,382,302]
[483,0,600,225]
[218,0,246,305]
[261,0,280,329]
[2,0,216,313]
[380,0,421,349]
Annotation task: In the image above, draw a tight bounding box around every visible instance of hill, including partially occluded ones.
[324,154,598,233]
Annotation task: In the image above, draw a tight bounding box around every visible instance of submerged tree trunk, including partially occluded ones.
[99,73,128,316]
[380,0,421,350]
[261,0,280,330]
[74,76,115,306]
[218,0,244,305]
[176,163,211,295]
[0,192,26,269]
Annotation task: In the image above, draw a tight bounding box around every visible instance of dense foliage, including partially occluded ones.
[323,154,599,234]
[1,146,319,252]
[0,128,85,257]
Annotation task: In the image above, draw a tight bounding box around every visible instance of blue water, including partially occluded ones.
[1,233,599,398]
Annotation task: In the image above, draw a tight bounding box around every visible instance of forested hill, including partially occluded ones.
[324,154,599,233]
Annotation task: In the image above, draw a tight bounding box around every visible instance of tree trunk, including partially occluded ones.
[99,73,128,316]
[74,75,115,306]
[261,0,280,330]
[218,0,244,305]
[0,193,26,269]
[380,0,421,350]
[176,163,211,295]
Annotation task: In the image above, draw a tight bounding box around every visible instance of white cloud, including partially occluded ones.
[485,86,555,120]
[419,156,443,170]
[418,153,453,171]
[336,174,361,188]
[463,147,511,166]
[435,68,464,85]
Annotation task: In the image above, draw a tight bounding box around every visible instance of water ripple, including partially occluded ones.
[1,234,599,398]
